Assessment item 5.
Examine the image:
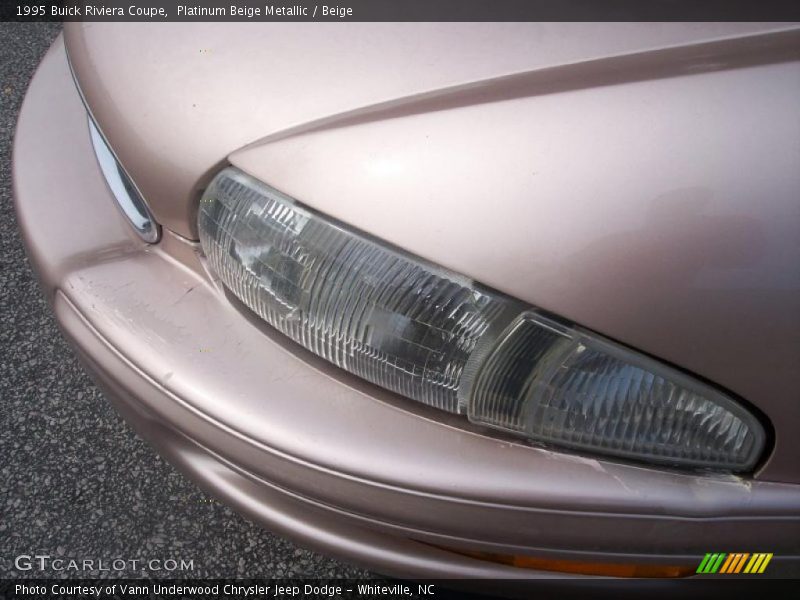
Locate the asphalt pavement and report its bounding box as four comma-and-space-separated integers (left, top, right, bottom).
0, 22, 367, 579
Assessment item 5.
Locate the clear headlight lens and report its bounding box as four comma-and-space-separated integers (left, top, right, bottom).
199, 167, 765, 471
199, 168, 518, 412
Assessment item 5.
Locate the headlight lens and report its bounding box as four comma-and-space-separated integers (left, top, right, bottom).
199, 167, 765, 471
199, 168, 518, 412
466, 313, 763, 469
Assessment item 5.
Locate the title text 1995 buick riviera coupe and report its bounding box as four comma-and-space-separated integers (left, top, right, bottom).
13, 22, 800, 578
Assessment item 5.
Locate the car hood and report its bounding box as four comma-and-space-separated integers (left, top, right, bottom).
64, 22, 789, 239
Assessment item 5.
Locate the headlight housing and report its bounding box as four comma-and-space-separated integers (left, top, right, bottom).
199, 167, 765, 472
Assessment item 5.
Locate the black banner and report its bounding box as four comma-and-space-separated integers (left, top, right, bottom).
2, 578, 799, 600
2, 0, 800, 22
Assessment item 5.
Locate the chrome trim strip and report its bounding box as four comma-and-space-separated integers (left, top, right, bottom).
64, 38, 160, 243
87, 119, 159, 243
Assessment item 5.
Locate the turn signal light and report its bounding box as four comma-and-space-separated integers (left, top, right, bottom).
436, 545, 694, 578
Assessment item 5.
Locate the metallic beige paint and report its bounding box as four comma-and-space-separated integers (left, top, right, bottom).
63, 22, 796, 239
15, 28, 800, 576
64, 22, 800, 482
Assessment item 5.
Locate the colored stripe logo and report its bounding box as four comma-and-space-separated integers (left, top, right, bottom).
696, 553, 773, 574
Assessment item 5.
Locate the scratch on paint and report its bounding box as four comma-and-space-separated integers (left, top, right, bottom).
171, 285, 197, 305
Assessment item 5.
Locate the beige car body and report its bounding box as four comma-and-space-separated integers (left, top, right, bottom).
14, 23, 800, 577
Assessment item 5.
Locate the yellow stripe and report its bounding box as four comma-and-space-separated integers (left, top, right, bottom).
744, 554, 761, 573
734, 553, 750, 573
757, 553, 773, 574
749, 554, 766, 573
719, 554, 736, 574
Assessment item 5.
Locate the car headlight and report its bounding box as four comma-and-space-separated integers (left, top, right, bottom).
198, 167, 765, 472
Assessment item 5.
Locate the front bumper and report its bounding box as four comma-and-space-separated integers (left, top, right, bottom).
14, 36, 800, 579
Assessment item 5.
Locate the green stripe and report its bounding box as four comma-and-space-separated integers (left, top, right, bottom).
702, 553, 719, 573
710, 553, 727, 573
697, 554, 713, 574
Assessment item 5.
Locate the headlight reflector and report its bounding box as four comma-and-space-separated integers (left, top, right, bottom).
199, 168, 765, 471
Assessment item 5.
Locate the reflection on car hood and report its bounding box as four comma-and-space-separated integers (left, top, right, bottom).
64, 22, 789, 238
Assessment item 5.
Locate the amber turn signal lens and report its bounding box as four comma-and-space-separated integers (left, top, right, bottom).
434, 546, 694, 578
